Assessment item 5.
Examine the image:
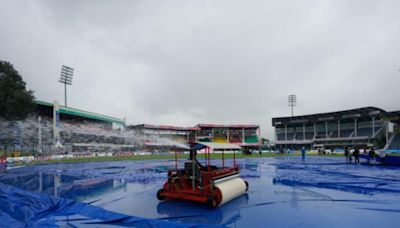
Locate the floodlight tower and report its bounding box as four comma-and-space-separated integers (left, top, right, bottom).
59, 65, 74, 107
288, 94, 297, 117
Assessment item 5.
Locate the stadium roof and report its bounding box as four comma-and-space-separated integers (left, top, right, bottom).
195, 124, 259, 129
272, 107, 388, 126
129, 124, 200, 131
129, 124, 260, 131
385, 111, 400, 123
36, 100, 125, 124
388, 111, 400, 116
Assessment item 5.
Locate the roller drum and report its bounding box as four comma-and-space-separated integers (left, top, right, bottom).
214, 177, 247, 206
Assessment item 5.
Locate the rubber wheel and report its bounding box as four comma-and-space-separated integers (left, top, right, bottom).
157, 189, 165, 201
245, 181, 249, 191
207, 196, 218, 208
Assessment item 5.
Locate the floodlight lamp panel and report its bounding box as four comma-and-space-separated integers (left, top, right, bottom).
61, 71, 73, 76
59, 77, 71, 82
62, 65, 74, 70
60, 74, 73, 79
59, 78, 72, 82
60, 76, 73, 81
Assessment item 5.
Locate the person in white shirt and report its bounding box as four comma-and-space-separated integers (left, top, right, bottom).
379, 150, 386, 164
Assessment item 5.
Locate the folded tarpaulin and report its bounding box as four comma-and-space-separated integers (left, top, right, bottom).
0, 183, 220, 228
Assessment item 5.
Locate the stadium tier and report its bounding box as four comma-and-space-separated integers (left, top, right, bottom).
229, 134, 242, 143
1, 100, 261, 154
0, 100, 130, 154
128, 124, 261, 152
272, 107, 400, 151
388, 134, 400, 150
214, 136, 227, 143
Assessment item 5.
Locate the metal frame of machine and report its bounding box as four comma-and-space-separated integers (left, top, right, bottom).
157, 142, 249, 208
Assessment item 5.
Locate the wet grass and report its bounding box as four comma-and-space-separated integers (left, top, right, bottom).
29, 153, 273, 165
28, 152, 342, 165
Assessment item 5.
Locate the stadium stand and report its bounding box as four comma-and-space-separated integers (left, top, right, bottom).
0, 100, 132, 154
272, 107, 399, 150
295, 133, 303, 140
128, 124, 261, 152
286, 133, 295, 140
245, 135, 259, 143
339, 129, 354, 138
388, 134, 400, 150
214, 136, 227, 143
213, 129, 227, 143
305, 132, 314, 140
277, 133, 285, 141
1, 100, 262, 155
315, 132, 326, 139
357, 128, 373, 137
229, 133, 242, 143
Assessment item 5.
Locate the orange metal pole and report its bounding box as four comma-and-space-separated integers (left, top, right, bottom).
222, 150, 224, 168
204, 147, 206, 164
208, 147, 211, 171
174, 151, 177, 171
233, 149, 236, 167
208, 147, 212, 191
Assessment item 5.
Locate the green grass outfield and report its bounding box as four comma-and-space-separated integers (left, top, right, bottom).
29, 152, 343, 165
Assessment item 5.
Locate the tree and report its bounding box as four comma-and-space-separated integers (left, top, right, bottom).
0, 61, 36, 120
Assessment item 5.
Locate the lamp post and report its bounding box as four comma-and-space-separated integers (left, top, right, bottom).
288, 94, 297, 117
59, 65, 74, 107
38, 116, 42, 154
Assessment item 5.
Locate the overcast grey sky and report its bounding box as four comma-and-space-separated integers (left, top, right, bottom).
1, 0, 399, 139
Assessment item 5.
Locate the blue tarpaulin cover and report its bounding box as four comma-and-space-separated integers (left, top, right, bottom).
1, 157, 400, 227
0, 182, 218, 227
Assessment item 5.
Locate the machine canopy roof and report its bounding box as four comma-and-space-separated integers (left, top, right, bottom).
192, 142, 242, 150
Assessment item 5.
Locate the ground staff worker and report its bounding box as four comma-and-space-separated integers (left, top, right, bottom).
344, 147, 350, 163
368, 147, 375, 164
353, 147, 360, 164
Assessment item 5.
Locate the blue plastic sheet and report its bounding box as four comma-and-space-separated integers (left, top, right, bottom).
1, 157, 400, 227
0, 182, 219, 227
360, 154, 400, 165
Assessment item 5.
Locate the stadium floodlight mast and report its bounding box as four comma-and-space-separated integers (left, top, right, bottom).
288, 94, 297, 117
59, 65, 74, 107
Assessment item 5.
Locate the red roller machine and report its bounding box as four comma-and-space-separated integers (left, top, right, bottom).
157, 143, 248, 208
